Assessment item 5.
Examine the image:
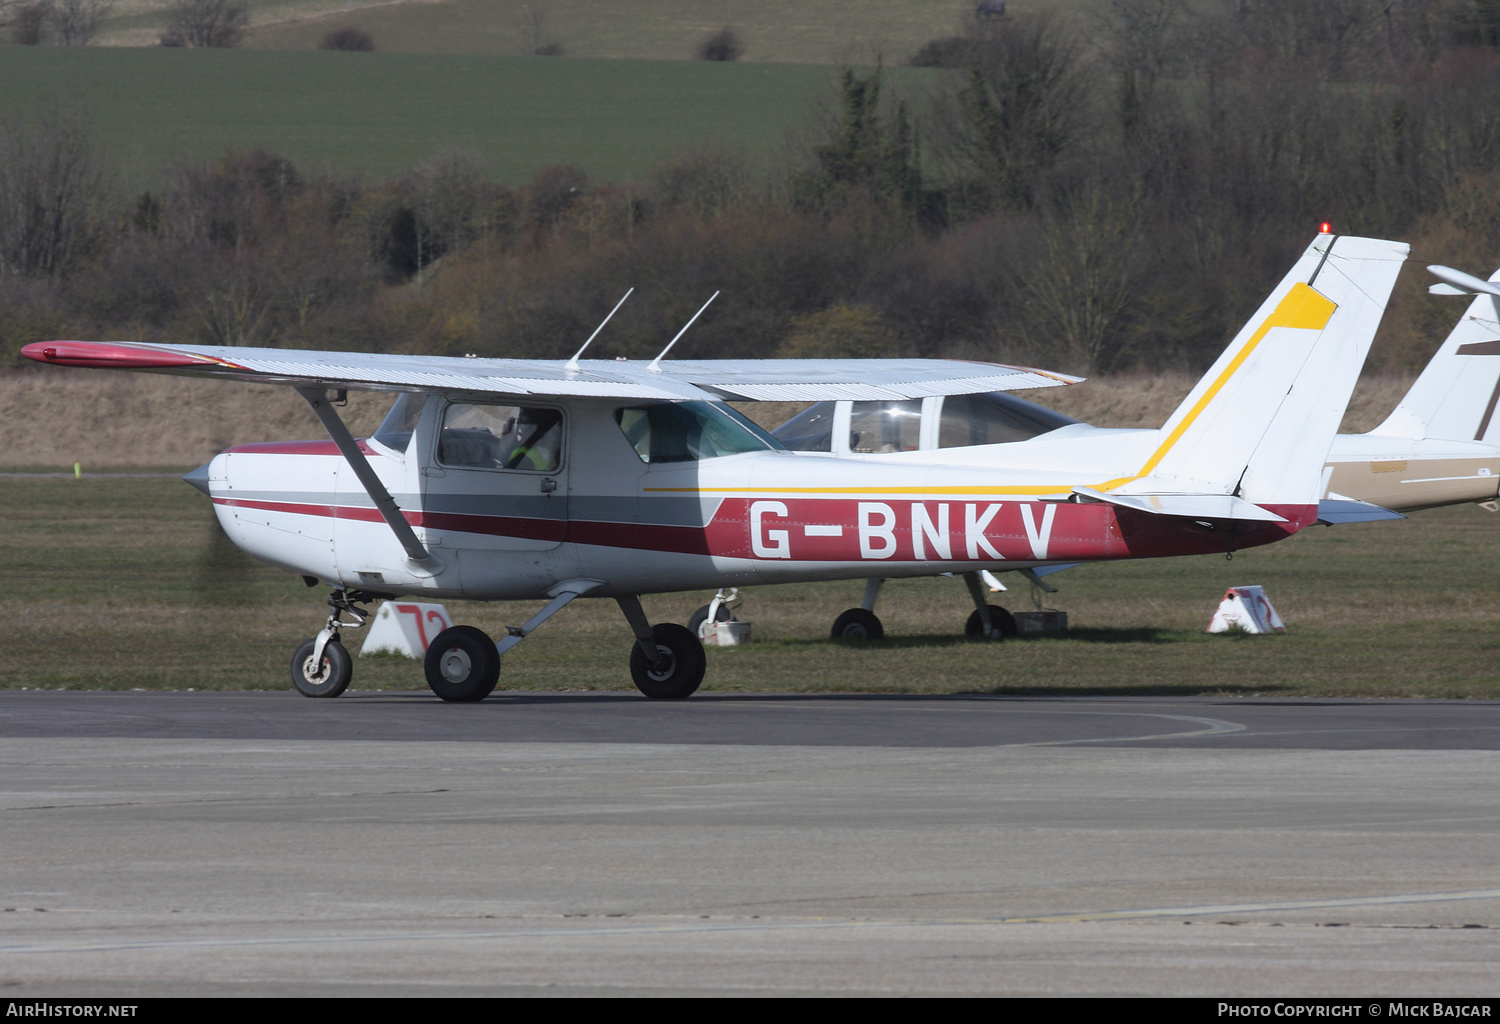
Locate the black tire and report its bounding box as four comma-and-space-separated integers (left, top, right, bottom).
629, 623, 706, 699
687, 602, 734, 637
964, 605, 1018, 640
291, 638, 352, 698
424, 625, 501, 703
830, 608, 884, 641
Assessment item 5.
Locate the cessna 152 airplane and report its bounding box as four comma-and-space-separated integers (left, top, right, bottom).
23, 233, 1408, 702
760, 261, 1500, 641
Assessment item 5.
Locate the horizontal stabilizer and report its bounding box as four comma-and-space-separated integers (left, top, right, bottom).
1026, 563, 1077, 578
1427, 265, 1500, 298
1073, 486, 1288, 522
1316, 497, 1406, 525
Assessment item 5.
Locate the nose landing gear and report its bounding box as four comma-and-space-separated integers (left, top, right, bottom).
289, 588, 378, 698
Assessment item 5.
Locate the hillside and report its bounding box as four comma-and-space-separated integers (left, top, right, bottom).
88, 1, 1076, 63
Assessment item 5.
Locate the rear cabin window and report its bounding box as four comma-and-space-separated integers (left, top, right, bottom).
615, 401, 783, 463
849, 400, 922, 453
937, 392, 1078, 448
438, 403, 563, 472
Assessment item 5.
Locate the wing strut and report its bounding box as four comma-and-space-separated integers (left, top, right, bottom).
297, 388, 436, 566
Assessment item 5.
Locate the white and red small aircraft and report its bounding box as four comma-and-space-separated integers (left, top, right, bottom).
22, 233, 1408, 701
763, 260, 1500, 640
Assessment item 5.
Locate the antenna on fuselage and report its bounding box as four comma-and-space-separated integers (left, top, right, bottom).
565, 287, 634, 371
647, 291, 719, 373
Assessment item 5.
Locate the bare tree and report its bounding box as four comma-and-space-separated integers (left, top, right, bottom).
410, 149, 491, 281
524, 3, 561, 55
166, 0, 246, 48
930, 15, 1090, 214
1232, 0, 1387, 79
7, 1, 49, 44
0, 104, 114, 279
1023, 189, 1142, 373
48, 0, 112, 45
1100, 0, 1189, 125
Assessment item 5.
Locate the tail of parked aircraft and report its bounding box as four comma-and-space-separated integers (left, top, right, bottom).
1081, 235, 1409, 518
1371, 265, 1500, 445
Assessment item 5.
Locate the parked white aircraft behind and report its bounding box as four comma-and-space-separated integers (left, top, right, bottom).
763, 261, 1500, 640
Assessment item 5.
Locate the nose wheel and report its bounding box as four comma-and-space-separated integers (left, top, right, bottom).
291, 637, 352, 698
290, 588, 376, 697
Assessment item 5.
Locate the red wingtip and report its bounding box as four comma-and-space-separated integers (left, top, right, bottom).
21, 341, 206, 369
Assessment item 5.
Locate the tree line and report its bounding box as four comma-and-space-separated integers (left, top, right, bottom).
5, 0, 1500, 377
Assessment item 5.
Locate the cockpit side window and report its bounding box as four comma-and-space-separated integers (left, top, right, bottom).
770, 402, 835, 452
614, 401, 783, 463
438, 403, 564, 471
937, 392, 1079, 448
372, 392, 423, 453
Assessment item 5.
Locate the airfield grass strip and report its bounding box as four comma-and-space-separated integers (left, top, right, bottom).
3, 476, 1498, 698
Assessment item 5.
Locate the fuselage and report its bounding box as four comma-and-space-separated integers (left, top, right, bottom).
769, 395, 1500, 514
204, 394, 1312, 602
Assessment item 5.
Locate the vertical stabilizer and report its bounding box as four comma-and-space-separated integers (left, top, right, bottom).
1111, 235, 1408, 505
1373, 270, 1500, 443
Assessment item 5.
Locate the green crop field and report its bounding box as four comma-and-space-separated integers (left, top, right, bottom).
4, 473, 1499, 698
0, 46, 932, 187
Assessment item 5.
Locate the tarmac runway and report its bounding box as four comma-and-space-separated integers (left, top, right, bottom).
2, 690, 1499, 996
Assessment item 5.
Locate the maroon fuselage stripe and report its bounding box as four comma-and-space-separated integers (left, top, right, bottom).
213, 496, 1312, 562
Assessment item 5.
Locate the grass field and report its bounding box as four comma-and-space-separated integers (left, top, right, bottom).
4, 473, 1497, 698
0, 45, 920, 186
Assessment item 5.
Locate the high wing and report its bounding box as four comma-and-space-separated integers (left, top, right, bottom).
21, 341, 1081, 402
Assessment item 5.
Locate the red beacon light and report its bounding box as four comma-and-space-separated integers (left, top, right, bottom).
1318, 221, 1333, 235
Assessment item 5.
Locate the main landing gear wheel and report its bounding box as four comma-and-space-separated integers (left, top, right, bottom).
291, 638, 352, 698
831, 608, 884, 641
630, 623, 706, 699
687, 602, 734, 637
424, 625, 501, 703
965, 605, 1018, 640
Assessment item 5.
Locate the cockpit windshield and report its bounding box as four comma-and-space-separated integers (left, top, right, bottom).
615, 401, 784, 463
372, 392, 423, 453
768, 403, 836, 452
